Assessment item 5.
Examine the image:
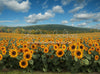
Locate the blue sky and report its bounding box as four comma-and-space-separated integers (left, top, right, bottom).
0, 0, 100, 28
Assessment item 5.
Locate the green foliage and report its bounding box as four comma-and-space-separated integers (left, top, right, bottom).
0, 24, 100, 34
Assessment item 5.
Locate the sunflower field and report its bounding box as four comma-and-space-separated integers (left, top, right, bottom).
0, 32, 100, 73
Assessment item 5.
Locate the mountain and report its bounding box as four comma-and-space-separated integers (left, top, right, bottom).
0, 24, 99, 34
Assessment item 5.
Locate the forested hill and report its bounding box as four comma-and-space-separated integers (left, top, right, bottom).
0, 24, 99, 34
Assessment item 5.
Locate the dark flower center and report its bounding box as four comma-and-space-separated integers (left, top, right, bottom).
58, 51, 62, 55
72, 45, 75, 49
21, 61, 26, 66
26, 54, 30, 58
80, 46, 83, 49
77, 51, 81, 56
32, 45, 35, 48
12, 51, 16, 55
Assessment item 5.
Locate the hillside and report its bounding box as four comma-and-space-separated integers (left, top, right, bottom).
0, 24, 99, 34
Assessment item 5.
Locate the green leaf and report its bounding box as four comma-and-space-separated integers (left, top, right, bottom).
43, 68, 47, 72
74, 57, 78, 62
29, 60, 34, 65
84, 59, 89, 65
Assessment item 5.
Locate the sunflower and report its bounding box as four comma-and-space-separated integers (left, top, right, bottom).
74, 49, 83, 59
62, 44, 66, 51
56, 49, 64, 57
0, 54, 3, 60
88, 48, 92, 55
67, 47, 69, 51
44, 47, 49, 53
90, 47, 95, 51
23, 44, 27, 48
2, 49, 6, 55
95, 55, 99, 61
96, 47, 100, 52
1, 47, 6, 51
19, 59, 28, 68
23, 48, 29, 53
69, 43, 77, 52
85, 47, 88, 51
88, 43, 93, 47
19, 48, 23, 53
9, 49, 18, 58
40, 45, 45, 48
30, 50, 34, 54
79, 44, 85, 50
23, 52, 32, 61
31, 44, 37, 49
53, 44, 58, 51
94, 42, 99, 47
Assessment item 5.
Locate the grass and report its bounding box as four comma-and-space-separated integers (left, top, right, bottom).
0, 70, 100, 74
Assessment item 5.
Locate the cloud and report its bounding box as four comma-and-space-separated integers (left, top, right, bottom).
0, 20, 18, 23
25, 10, 55, 24
62, 20, 68, 24
69, 5, 84, 13
71, 12, 100, 22
53, 5, 64, 13
71, 13, 95, 22
0, 0, 30, 13
78, 22, 87, 26
25, 5, 64, 24
61, 0, 72, 5
42, 0, 48, 9
72, 24, 74, 26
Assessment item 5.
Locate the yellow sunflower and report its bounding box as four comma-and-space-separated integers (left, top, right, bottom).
9, 49, 18, 58
69, 43, 77, 52
56, 49, 64, 57
79, 44, 85, 50
19, 59, 28, 68
31, 44, 37, 49
44, 47, 49, 53
74, 49, 83, 59
0, 54, 3, 60
2, 49, 6, 55
62, 44, 66, 51
23, 52, 32, 61
53, 44, 59, 51
95, 55, 99, 61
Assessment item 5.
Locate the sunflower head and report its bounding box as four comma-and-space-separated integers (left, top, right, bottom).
79, 44, 85, 50
53, 44, 58, 51
23, 52, 32, 61
31, 44, 37, 49
44, 47, 49, 53
0, 54, 3, 60
95, 55, 99, 61
9, 49, 18, 58
69, 43, 77, 52
2, 50, 6, 55
19, 59, 28, 68
74, 49, 83, 59
56, 49, 64, 57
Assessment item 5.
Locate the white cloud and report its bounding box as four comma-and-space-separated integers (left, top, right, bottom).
78, 22, 87, 26
53, 5, 64, 13
61, 0, 72, 5
25, 5, 64, 24
0, 20, 18, 23
71, 12, 100, 22
72, 24, 74, 26
0, 0, 30, 13
62, 20, 68, 24
69, 5, 84, 13
71, 13, 96, 22
42, 0, 48, 9
25, 10, 55, 24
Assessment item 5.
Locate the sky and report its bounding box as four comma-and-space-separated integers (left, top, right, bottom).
0, 0, 100, 29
